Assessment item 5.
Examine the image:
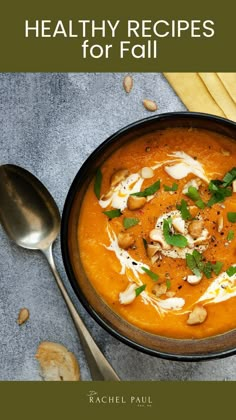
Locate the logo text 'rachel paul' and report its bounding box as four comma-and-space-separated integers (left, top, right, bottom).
87, 391, 152, 406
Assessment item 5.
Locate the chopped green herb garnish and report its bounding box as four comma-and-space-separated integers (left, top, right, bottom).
185, 186, 206, 208
195, 199, 205, 209
163, 218, 188, 248
141, 267, 159, 281
94, 168, 102, 199
192, 249, 204, 268
123, 217, 139, 229
186, 250, 203, 277
227, 230, 235, 241
103, 209, 122, 219
142, 238, 148, 250
212, 261, 224, 276
166, 279, 171, 289
164, 183, 178, 192
227, 212, 236, 223
186, 186, 200, 201
131, 180, 160, 197
207, 194, 223, 207
203, 261, 213, 279
208, 180, 221, 192
176, 199, 191, 221
135, 284, 146, 297
207, 179, 232, 207
207, 168, 236, 207
226, 266, 236, 277
186, 250, 222, 278
222, 167, 236, 187
202, 261, 223, 278
186, 253, 197, 271
192, 268, 202, 277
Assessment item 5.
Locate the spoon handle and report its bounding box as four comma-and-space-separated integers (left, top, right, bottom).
42, 244, 120, 381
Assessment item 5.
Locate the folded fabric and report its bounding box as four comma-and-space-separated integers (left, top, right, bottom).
164, 72, 236, 122
217, 73, 236, 103
198, 73, 236, 121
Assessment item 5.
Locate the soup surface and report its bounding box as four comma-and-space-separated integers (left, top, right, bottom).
78, 127, 236, 339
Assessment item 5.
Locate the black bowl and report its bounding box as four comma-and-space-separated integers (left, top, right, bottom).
61, 112, 236, 361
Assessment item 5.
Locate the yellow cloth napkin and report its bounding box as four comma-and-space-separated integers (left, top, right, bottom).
217, 73, 236, 103
164, 72, 236, 122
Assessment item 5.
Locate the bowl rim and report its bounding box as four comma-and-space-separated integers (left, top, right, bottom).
61, 111, 236, 361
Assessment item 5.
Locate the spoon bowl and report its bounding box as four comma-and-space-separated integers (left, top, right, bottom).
0, 164, 120, 381
0, 165, 60, 250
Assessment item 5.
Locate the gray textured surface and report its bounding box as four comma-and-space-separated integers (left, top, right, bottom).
0, 72, 235, 381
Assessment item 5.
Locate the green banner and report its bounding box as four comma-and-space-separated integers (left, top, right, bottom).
1, 0, 236, 71
0, 381, 235, 419
1, 1, 236, 418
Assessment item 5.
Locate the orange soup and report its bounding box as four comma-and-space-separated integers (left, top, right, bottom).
78, 127, 236, 339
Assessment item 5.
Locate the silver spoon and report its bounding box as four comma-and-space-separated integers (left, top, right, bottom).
0, 164, 120, 381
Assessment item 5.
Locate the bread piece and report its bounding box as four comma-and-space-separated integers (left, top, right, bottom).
35, 341, 80, 381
